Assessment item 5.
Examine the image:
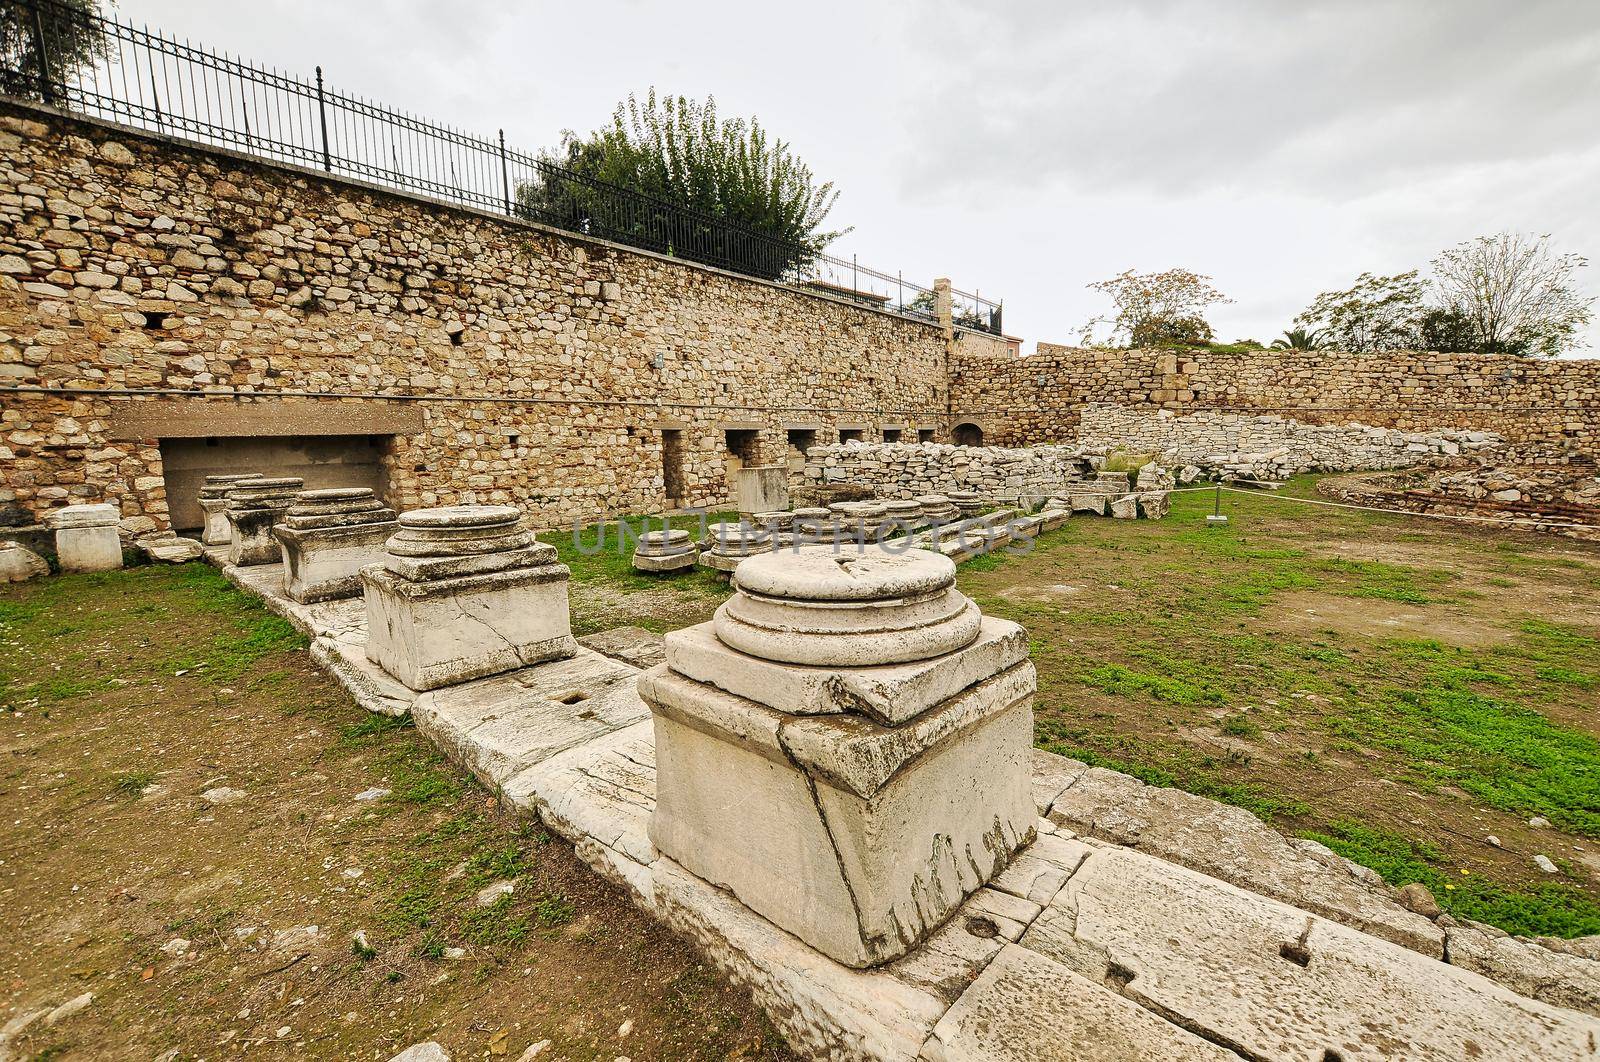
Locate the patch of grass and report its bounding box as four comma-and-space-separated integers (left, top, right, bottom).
1219, 713, 1260, 739
1304, 821, 1600, 938
1082, 663, 1224, 707
550, 512, 737, 595
111, 769, 156, 796
1326, 641, 1600, 837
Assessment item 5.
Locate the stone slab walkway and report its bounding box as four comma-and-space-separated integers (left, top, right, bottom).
208, 551, 1600, 1060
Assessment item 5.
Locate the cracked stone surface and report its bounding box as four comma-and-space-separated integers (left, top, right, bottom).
205, 551, 1600, 1058
1020, 845, 1600, 1059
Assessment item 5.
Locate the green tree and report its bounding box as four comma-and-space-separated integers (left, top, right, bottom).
1081, 268, 1231, 348
1429, 233, 1592, 357
1270, 327, 1323, 350
517, 89, 845, 280
1417, 308, 1479, 353
0, 0, 109, 101
1294, 271, 1426, 353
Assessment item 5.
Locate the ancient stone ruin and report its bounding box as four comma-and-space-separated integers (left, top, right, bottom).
197, 473, 260, 547
642, 546, 1035, 967
225, 477, 303, 566
361, 505, 577, 691
44, 503, 124, 573
631, 528, 699, 573
273, 487, 398, 603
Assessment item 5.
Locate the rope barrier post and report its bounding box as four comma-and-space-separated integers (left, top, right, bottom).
1205, 482, 1228, 526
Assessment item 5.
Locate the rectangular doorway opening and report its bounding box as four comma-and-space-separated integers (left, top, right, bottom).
159, 434, 390, 532
786, 428, 817, 471
661, 429, 685, 508
882, 428, 902, 443
838, 428, 864, 444
918, 428, 937, 443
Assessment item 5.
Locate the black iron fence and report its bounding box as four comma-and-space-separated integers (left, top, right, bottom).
0, 0, 1002, 333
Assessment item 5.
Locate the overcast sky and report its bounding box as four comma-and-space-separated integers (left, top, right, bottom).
129, 0, 1600, 354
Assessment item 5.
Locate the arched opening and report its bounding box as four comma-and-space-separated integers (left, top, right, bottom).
953, 422, 984, 447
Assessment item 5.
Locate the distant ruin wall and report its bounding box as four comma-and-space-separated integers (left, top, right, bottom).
795, 441, 1094, 500
1077, 405, 1505, 480
0, 99, 950, 531
951, 344, 1600, 458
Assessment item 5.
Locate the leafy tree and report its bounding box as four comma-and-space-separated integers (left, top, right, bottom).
1081, 268, 1232, 348
517, 89, 845, 280
1417, 308, 1479, 353
0, 0, 108, 101
1270, 327, 1323, 350
1429, 233, 1592, 358
1294, 271, 1426, 353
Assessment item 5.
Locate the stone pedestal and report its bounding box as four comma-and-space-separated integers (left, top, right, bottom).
735, 465, 790, 516
226, 478, 303, 566
641, 545, 1036, 968
948, 490, 988, 518
361, 505, 578, 691
918, 494, 958, 523
45, 503, 123, 573
273, 487, 398, 603
699, 522, 772, 573
198, 474, 260, 546
633, 529, 699, 573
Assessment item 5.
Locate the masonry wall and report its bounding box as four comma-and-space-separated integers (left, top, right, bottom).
951, 343, 1600, 457
0, 100, 951, 532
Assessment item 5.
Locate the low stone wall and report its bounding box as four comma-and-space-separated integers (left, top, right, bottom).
950, 344, 1600, 458
795, 441, 1097, 500
1319, 468, 1600, 542
1078, 404, 1504, 481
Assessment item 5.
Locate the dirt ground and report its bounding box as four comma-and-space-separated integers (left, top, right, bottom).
0, 565, 792, 1061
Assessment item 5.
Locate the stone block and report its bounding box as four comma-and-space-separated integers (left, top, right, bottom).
226, 477, 302, 566
735, 464, 790, 516
197, 473, 259, 546
274, 487, 398, 603
362, 505, 577, 691
45, 503, 122, 572
631, 528, 698, 573
0, 540, 49, 583
641, 545, 1036, 968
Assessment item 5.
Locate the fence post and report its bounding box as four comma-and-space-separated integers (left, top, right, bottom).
315, 66, 331, 171
498, 129, 510, 215
852, 254, 858, 296
29, 0, 55, 105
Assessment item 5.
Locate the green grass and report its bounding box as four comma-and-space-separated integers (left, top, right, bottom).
1304, 821, 1600, 938
961, 477, 1600, 937
0, 564, 307, 709
549, 512, 738, 594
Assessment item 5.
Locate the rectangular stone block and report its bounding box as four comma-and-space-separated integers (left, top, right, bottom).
735, 465, 790, 516
274, 520, 397, 603
361, 563, 577, 691
46, 503, 123, 573
641, 659, 1037, 968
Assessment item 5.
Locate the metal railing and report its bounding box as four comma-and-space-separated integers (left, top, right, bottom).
0, 0, 1002, 333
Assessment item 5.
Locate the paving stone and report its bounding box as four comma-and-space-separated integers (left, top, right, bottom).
920, 944, 1232, 1062
1020, 845, 1600, 1060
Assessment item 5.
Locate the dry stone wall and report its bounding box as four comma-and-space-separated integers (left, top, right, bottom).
1078, 404, 1504, 480
0, 100, 950, 532
952, 343, 1600, 459
797, 441, 1098, 500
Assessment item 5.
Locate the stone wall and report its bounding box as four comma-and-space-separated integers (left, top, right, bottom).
796, 441, 1096, 500
951, 343, 1600, 458
1077, 404, 1504, 480
0, 100, 951, 532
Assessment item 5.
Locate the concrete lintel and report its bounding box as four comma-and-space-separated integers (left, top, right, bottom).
107, 398, 423, 440
716, 421, 765, 433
